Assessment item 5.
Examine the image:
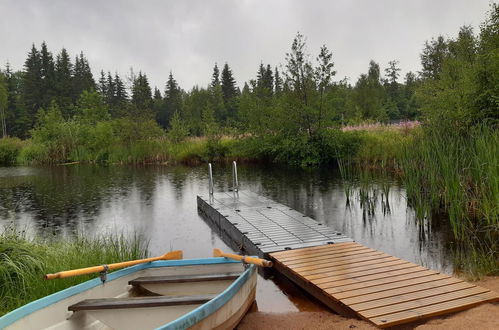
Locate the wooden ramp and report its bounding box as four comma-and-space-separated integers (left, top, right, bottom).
197, 191, 499, 328
270, 242, 498, 328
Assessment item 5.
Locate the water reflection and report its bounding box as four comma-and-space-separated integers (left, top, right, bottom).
0, 164, 458, 311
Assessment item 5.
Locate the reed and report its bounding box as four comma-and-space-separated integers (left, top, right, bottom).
0, 229, 148, 316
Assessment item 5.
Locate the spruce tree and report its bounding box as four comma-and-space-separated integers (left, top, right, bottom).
39, 41, 55, 108
263, 64, 274, 93
54, 48, 73, 111
98, 70, 107, 96
211, 63, 220, 88
4, 64, 22, 136
106, 71, 115, 106
221, 63, 239, 122
221, 63, 238, 103
114, 73, 128, 106
20, 44, 43, 131
73, 52, 95, 100
131, 71, 153, 115
0, 72, 7, 137
274, 67, 283, 95
161, 72, 182, 128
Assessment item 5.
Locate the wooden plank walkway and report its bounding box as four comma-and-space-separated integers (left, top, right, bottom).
270, 242, 499, 328
197, 191, 499, 328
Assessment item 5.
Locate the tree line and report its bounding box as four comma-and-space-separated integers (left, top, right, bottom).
0, 40, 420, 140
0, 4, 497, 142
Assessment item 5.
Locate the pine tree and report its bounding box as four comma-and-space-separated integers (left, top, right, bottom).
20, 44, 43, 131
274, 67, 283, 95
39, 41, 55, 108
383, 60, 402, 120
211, 63, 220, 88
4, 64, 22, 136
0, 72, 8, 137
98, 70, 107, 96
105, 72, 115, 106
221, 63, 238, 103
73, 52, 95, 100
131, 71, 153, 115
263, 64, 274, 93
161, 72, 182, 128
54, 48, 73, 111
315, 45, 335, 129
114, 73, 128, 106
220, 63, 239, 121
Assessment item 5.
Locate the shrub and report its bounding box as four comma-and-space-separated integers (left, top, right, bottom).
0, 137, 23, 165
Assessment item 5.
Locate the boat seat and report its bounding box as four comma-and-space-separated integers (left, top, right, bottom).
68, 294, 216, 311
128, 272, 241, 285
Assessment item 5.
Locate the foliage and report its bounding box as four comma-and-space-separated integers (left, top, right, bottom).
0, 137, 24, 165
167, 111, 189, 143
0, 229, 148, 316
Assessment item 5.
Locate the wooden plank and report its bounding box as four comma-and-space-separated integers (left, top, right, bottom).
282, 249, 385, 266
289, 256, 400, 273
300, 259, 411, 277
314, 265, 427, 286
128, 272, 241, 285
361, 286, 491, 318
369, 291, 499, 328
306, 263, 419, 282
319, 268, 434, 291
351, 282, 477, 311
68, 294, 216, 311
272, 246, 369, 262
290, 255, 396, 272
332, 275, 455, 300
271, 258, 358, 318
269, 242, 358, 258
285, 251, 388, 268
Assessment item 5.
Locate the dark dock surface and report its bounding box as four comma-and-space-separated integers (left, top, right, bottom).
197, 190, 499, 328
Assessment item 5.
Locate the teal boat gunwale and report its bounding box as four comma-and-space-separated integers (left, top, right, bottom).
157, 263, 255, 330
0, 257, 244, 329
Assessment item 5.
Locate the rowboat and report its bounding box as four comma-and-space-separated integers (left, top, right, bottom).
0, 251, 265, 330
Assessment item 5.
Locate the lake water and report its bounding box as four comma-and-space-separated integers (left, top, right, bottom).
0, 164, 457, 312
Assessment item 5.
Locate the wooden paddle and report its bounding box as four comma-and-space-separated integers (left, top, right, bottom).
213, 248, 273, 267
45, 250, 183, 280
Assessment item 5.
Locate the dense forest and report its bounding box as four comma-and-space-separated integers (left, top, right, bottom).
0, 37, 422, 140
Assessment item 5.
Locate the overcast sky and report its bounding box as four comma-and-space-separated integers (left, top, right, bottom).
0, 0, 492, 91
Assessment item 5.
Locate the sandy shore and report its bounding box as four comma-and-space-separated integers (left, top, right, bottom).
238, 276, 499, 329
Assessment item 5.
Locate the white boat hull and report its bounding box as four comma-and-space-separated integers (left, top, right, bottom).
1, 259, 257, 330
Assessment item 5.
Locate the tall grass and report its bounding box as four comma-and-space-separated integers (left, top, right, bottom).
340, 125, 498, 277
399, 127, 498, 240
0, 137, 24, 165
0, 229, 148, 316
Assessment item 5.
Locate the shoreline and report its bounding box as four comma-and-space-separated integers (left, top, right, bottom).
238, 276, 499, 329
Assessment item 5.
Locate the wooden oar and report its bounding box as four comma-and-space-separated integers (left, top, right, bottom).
213, 248, 273, 267
45, 250, 183, 280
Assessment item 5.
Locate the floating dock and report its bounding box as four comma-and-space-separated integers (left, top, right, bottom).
197, 190, 499, 328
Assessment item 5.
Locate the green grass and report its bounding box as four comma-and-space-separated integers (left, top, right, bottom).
0, 229, 148, 316
344, 126, 498, 277
0, 137, 24, 165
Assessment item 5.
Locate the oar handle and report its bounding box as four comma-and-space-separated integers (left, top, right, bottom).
213, 249, 273, 267
45, 250, 183, 280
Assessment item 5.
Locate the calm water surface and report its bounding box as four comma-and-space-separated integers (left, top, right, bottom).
0, 164, 456, 312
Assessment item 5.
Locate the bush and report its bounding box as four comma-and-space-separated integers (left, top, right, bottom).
0, 137, 23, 165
